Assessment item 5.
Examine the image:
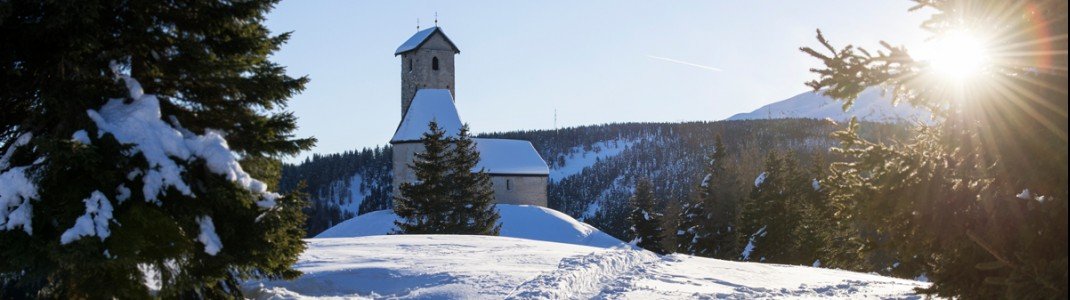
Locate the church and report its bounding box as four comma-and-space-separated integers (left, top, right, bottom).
389, 26, 549, 207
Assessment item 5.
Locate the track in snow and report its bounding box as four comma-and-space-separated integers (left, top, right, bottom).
507, 246, 658, 299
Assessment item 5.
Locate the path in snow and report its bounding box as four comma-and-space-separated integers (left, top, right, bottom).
507, 247, 659, 299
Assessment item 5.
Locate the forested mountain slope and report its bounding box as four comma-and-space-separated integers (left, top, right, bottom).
281, 119, 906, 237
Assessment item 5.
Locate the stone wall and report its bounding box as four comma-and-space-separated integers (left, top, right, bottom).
391, 142, 422, 197
489, 176, 549, 206
391, 142, 548, 207
399, 33, 456, 117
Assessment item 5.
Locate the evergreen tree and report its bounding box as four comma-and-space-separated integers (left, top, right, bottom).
740, 152, 811, 264
629, 179, 667, 254
795, 155, 831, 267
445, 125, 500, 235
394, 122, 452, 234
0, 1, 311, 298
700, 136, 742, 259
675, 194, 708, 255
802, 0, 1067, 297
676, 136, 740, 257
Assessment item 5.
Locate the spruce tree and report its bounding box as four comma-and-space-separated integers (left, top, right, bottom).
676, 136, 739, 257
675, 194, 708, 255
445, 125, 500, 235
0, 1, 311, 298
629, 179, 666, 254
740, 152, 811, 264
700, 136, 741, 260
394, 122, 453, 234
802, 1, 1067, 297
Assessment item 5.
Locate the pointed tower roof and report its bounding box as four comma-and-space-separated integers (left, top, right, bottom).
391, 89, 463, 143
395, 27, 461, 56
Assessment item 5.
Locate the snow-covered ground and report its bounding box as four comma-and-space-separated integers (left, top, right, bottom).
728, 88, 932, 123
247, 205, 929, 299
549, 140, 635, 182
316, 204, 623, 248
244, 235, 928, 299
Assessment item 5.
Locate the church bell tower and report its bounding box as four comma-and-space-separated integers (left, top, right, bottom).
395, 26, 461, 118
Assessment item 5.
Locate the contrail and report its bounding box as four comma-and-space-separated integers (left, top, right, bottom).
646, 55, 723, 72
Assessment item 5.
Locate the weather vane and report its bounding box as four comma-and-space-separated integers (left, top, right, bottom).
416, 18, 420, 31
434, 12, 439, 26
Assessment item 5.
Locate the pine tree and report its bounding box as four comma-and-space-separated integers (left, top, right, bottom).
676, 136, 739, 257
0, 1, 312, 298
445, 125, 500, 235
801, 1, 1067, 297
700, 136, 741, 260
394, 122, 453, 234
740, 152, 811, 264
794, 155, 831, 267
675, 194, 708, 255
629, 179, 666, 254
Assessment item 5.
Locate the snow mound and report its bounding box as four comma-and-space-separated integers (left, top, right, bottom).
245, 235, 930, 299
315, 204, 624, 248
728, 88, 932, 123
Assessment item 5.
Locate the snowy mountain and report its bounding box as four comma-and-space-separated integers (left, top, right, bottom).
728, 88, 932, 123
244, 235, 929, 299
316, 204, 624, 248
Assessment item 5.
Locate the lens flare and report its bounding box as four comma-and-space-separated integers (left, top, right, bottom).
923, 30, 989, 81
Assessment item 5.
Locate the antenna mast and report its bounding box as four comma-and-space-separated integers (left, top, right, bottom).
554, 109, 558, 129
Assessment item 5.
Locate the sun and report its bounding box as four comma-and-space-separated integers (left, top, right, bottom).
922, 30, 990, 81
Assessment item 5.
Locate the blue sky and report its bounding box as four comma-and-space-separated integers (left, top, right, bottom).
265, 1, 930, 162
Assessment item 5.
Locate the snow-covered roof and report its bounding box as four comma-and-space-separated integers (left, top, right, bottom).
395, 27, 461, 56
473, 138, 549, 176
391, 89, 463, 143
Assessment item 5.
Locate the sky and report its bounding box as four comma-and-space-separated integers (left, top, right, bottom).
264, 1, 931, 162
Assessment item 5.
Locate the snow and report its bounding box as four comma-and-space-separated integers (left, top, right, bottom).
71, 130, 91, 144
728, 88, 931, 123
394, 27, 457, 55
741, 225, 767, 261
549, 139, 634, 182
0, 133, 38, 235
60, 191, 114, 244
1016, 189, 1031, 199
0, 132, 33, 170
86, 65, 277, 207
196, 216, 223, 256
754, 172, 768, 187
316, 204, 624, 248
390, 89, 464, 143
245, 235, 930, 299
473, 139, 549, 175
0, 165, 39, 234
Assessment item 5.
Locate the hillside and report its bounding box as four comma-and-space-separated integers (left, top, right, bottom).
243, 235, 929, 299
316, 204, 624, 248
281, 119, 909, 239
727, 88, 931, 123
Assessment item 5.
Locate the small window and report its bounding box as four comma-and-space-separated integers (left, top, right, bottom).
506, 179, 512, 191
408, 59, 413, 72
432, 56, 440, 71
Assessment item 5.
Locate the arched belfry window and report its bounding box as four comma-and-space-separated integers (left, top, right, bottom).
432, 56, 440, 71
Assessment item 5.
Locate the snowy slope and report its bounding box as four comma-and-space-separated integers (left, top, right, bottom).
728, 88, 932, 123
244, 235, 930, 299
549, 139, 636, 182
315, 204, 624, 248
